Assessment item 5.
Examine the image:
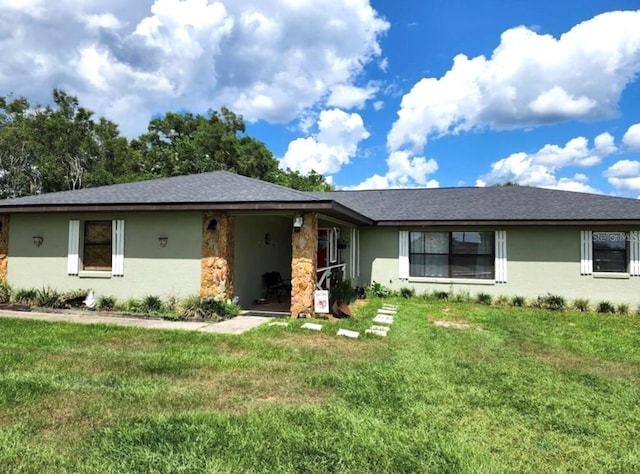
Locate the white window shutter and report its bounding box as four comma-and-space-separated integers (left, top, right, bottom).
580, 230, 593, 275
350, 228, 360, 279
630, 231, 640, 276
67, 220, 80, 275
494, 230, 507, 283
329, 227, 338, 264
112, 219, 125, 276
398, 230, 409, 279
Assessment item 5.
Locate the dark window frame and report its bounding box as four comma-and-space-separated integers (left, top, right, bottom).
593, 231, 628, 273
82, 220, 112, 271
409, 231, 495, 280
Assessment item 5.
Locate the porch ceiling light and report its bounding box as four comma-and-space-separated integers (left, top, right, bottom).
207, 218, 218, 231
33, 235, 44, 247
158, 236, 168, 247
293, 216, 303, 232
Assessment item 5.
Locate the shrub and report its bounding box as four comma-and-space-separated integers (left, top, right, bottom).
399, 287, 415, 299
34, 286, 63, 308
510, 295, 526, 307
61, 289, 89, 308
367, 281, 393, 298
617, 304, 629, 315
125, 298, 143, 313
542, 294, 566, 311
97, 295, 116, 311
178, 295, 240, 321
0, 282, 12, 303
530, 296, 545, 309
476, 292, 492, 305
434, 290, 450, 301
13, 288, 37, 305
597, 301, 615, 314
573, 298, 590, 312
330, 267, 356, 304
453, 291, 471, 303
141, 295, 164, 314
494, 295, 510, 306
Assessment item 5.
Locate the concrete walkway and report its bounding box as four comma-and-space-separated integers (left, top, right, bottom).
0, 310, 272, 335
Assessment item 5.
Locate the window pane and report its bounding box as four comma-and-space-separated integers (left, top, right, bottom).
410, 232, 424, 253
410, 254, 448, 277
451, 232, 494, 255
451, 255, 494, 279
84, 221, 112, 270
423, 232, 449, 253
593, 232, 626, 251
594, 250, 626, 272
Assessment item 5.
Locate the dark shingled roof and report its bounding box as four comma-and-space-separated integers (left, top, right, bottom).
310, 186, 640, 223
2, 171, 640, 224
0, 171, 318, 206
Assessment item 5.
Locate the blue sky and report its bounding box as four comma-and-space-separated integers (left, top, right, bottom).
1, 1, 640, 195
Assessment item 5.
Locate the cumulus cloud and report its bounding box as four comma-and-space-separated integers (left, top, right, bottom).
280, 109, 370, 175
476, 133, 616, 192
388, 10, 640, 152
326, 83, 378, 109
623, 123, 640, 150
348, 151, 439, 189
0, 0, 389, 135
604, 159, 640, 191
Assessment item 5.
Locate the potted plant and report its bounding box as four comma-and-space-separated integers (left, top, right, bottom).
329, 266, 356, 318
337, 237, 350, 250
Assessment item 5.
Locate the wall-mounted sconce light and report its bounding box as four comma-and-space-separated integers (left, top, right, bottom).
158, 236, 168, 247
293, 216, 303, 233
33, 235, 44, 247
206, 218, 218, 231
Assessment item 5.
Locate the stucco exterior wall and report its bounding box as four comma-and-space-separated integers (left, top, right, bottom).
7, 211, 202, 299
361, 225, 640, 305
233, 215, 293, 307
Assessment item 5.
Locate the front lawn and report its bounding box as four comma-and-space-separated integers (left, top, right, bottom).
1, 299, 639, 473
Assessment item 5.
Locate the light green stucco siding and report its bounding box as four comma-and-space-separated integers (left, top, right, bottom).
361, 226, 640, 305
7, 211, 202, 299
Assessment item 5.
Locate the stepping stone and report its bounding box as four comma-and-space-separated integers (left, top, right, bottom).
365, 328, 388, 337
378, 310, 396, 316
382, 304, 398, 309
336, 328, 359, 339
369, 325, 390, 333
301, 323, 322, 331
373, 315, 394, 325
268, 321, 289, 327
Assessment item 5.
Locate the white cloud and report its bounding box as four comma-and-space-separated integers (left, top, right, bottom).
326, 83, 378, 109
373, 100, 384, 111
348, 151, 439, 189
604, 159, 640, 191
388, 10, 640, 152
623, 123, 640, 150
280, 109, 370, 175
477, 133, 616, 191
0, 0, 389, 135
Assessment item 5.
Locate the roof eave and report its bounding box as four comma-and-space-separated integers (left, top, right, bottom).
376, 219, 640, 226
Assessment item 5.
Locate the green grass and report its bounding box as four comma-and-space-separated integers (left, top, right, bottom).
1, 299, 639, 472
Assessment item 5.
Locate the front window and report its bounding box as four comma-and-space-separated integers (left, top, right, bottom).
83, 221, 112, 271
593, 232, 627, 272
410, 231, 494, 279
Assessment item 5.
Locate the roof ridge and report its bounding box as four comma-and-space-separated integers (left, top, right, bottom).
215, 170, 322, 200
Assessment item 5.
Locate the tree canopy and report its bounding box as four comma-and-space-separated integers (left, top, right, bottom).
0, 89, 332, 199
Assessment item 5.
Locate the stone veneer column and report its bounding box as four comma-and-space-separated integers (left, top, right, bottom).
0, 215, 8, 282
200, 212, 234, 299
290, 212, 318, 318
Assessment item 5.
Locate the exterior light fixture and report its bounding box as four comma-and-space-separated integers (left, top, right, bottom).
158, 236, 168, 247
33, 235, 44, 247
293, 216, 303, 232
206, 218, 218, 231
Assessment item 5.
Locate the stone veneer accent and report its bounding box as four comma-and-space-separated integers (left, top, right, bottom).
0, 215, 7, 282
290, 213, 318, 318
200, 212, 234, 299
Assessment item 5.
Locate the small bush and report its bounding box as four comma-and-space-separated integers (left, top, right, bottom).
14, 288, 37, 305
434, 290, 450, 301
0, 282, 12, 303
573, 298, 590, 312
530, 296, 545, 309
61, 289, 88, 308
367, 281, 393, 298
34, 286, 63, 308
617, 304, 629, 315
494, 295, 510, 306
141, 295, 164, 314
399, 287, 415, 299
125, 298, 143, 313
97, 295, 116, 311
178, 295, 240, 321
453, 291, 471, 303
543, 294, 566, 311
597, 301, 615, 314
510, 295, 526, 307
476, 292, 492, 305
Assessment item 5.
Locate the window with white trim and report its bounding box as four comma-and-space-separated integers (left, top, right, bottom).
409, 231, 495, 279
581, 230, 640, 276
67, 219, 125, 276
